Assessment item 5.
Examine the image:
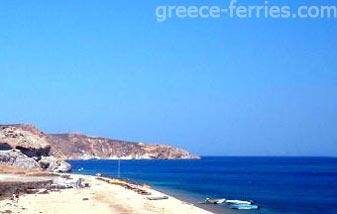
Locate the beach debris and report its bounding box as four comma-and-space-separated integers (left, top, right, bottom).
25, 188, 49, 194
36, 189, 48, 194
11, 193, 19, 203
46, 176, 89, 190
146, 196, 169, 200
96, 177, 152, 196
48, 183, 72, 189
82, 198, 89, 201
75, 178, 83, 188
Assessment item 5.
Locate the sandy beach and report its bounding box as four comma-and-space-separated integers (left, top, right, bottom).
0, 173, 214, 214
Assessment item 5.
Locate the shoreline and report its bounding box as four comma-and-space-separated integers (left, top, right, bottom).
0, 173, 216, 214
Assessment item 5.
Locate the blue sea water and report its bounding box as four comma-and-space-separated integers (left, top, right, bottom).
68, 157, 337, 214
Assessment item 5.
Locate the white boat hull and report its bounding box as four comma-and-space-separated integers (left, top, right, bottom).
226, 199, 253, 205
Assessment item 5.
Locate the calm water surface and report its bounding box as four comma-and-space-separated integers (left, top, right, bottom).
69, 157, 337, 214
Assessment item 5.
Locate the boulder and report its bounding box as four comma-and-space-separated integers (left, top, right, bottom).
53, 161, 72, 173
39, 156, 72, 173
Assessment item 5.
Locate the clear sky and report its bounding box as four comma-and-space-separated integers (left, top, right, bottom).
1, 0, 336, 156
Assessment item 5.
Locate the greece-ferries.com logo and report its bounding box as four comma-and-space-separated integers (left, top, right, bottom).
155, 0, 337, 22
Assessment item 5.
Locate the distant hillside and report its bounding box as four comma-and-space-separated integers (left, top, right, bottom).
0, 124, 200, 161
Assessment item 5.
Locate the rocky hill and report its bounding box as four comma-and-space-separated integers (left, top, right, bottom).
47, 133, 199, 160
0, 124, 199, 171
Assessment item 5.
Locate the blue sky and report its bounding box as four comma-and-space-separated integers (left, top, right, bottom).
1, 0, 336, 156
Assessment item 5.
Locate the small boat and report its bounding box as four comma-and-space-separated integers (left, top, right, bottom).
228, 204, 260, 210
225, 199, 253, 205
202, 198, 226, 204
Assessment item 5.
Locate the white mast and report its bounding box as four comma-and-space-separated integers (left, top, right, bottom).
117, 158, 121, 178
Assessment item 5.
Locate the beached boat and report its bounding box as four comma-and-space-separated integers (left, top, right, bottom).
201, 198, 226, 204
225, 199, 253, 205
228, 204, 260, 210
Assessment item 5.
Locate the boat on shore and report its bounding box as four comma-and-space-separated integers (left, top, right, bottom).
225, 199, 253, 205
200, 197, 260, 210
200, 198, 226, 204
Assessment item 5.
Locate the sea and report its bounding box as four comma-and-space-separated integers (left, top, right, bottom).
68, 157, 337, 214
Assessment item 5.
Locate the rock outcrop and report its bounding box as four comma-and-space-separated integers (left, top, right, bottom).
0, 125, 71, 172
0, 125, 50, 158
0, 150, 41, 170
0, 124, 199, 171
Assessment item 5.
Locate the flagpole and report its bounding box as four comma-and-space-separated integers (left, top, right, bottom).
117, 158, 121, 178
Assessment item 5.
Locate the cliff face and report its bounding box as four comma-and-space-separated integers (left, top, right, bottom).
0, 124, 51, 157
0, 124, 200, 163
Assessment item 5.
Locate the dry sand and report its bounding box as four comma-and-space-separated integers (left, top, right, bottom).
0, 174, 214, 214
